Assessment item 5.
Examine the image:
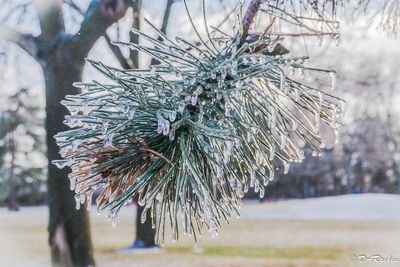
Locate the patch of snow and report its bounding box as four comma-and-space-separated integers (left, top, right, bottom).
241, 193, 400, 221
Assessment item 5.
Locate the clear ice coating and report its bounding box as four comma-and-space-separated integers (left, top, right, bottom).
330, 72, 337, 91
53, 3, 343, 244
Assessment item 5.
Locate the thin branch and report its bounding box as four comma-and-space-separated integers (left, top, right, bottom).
160, 0, 174, 36
150, 0, 174, 65
241, 0, 262, 42
63, 0, 85, 15
0, 27, 38, 58
72, 0, 134, 59
104, 33, 130, 69
140, 148, 173, 165
129, 0, 141, 68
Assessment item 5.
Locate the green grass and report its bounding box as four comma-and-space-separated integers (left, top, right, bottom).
167, 245, 348, 260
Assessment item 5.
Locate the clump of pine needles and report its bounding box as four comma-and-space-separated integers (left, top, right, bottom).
53, 0, 344, 244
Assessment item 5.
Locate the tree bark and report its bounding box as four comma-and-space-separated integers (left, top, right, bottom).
130, 0, 157, 248
134, 205, 157, 248
37, 1, 134, 265
43, 40, 95, 267
3, 0, 144, 263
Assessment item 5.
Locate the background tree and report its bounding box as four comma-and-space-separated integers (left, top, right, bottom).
266, 20, 400, 198
0, 88, 46, 210
1, 0, 139, 265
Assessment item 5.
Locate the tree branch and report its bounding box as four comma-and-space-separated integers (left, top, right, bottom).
129, 0, 141, 67
150, 0, 174, 66
104, 33, 130, 69
34, 0, 65, 44
0, 27, 38, 58
241, 0, 262, 42
63, 0, 85, 15
72, 0, 133, 59
160, 0, 174, 37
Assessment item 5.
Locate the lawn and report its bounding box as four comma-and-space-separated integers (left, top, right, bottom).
1, 194, 400, 267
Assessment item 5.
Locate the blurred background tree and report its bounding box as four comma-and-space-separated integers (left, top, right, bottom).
0, 0, 142, 266
0, 88, 46, 210
0, 0, 181, 265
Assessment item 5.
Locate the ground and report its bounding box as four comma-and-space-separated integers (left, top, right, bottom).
1, 193, 400, 267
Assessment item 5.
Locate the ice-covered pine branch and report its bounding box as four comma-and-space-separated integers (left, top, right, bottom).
53, 0, 344, 244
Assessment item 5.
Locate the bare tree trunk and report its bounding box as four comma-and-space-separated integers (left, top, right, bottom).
8, 131, 19, 211
43, 42, 94, 267
7, 185, 19, 211
133, 205, 157, 248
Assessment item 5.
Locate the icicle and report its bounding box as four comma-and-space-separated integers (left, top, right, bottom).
291, 88, 299, 102
168, 110, 177, 121
300, 68, 307, 79
268, 41, 277, 53
191, 95, 198, 106
101, 121, 109, 135
270, 107, 276, 128
150, 66, 156, 76
111, 216, 117, 229
178, 102, 185, 113
138, 195, 146, 207
284, 81, 290, 95
292, 120, 298, 131
69, 176, 76, 190
104, 132, 114, 146
75, 195, 81, 210
259, 185, 265, 198
334, 128, 340, 144
160, 95, 166, 104
230, 60, 238, 75
52, 159, 69, 169
270, 171, 275, 181
339, 100, 345, 116
280, 73, 286, 92
280, 133, 287, 148
194, 86, 203, 96
234, 138, 241, 148
141, 209, 147, 224
221, 69, 227, 80
283, 162, 290, 174
198, 109, 204, 124
157, 120, 164, 134
269, 145, 275, 161
163, 120, 170, 135
243, 181, 249, 193
128, 109, 135, 119
314, 111, 320, 132
169, 129, 175, 141
86, 191, 93, 211
330, 72, 337, 91
247, 132, 253, 142
318, 91, 324, 102
250, 169, 256, 188
318, 35, 324, 47
333, 34, 341, 46
319, 141, 326, 149
225, 101, 231, 116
